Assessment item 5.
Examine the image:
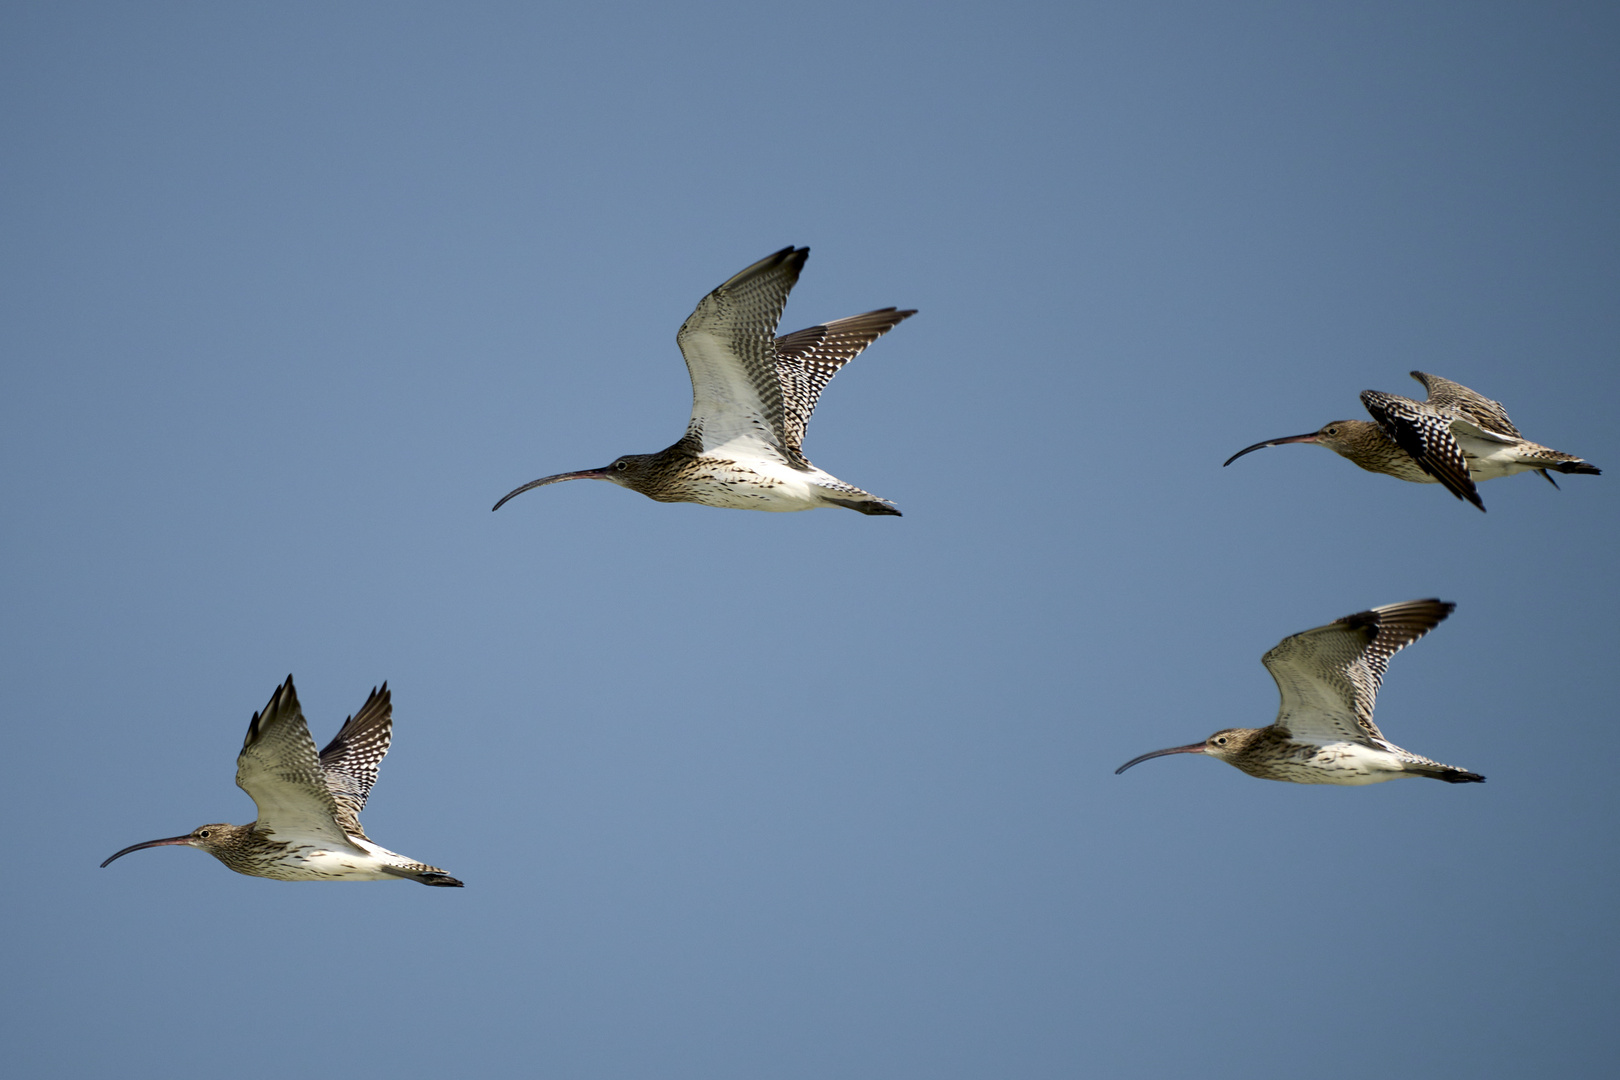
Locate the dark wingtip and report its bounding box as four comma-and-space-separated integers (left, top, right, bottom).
769, 245, 809, 272
1445, 483, 1487, 512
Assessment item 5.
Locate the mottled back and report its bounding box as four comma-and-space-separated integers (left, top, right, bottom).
1411, 371, 1521, 438
317, 683, 393, 836
1263, 598, 1454, 744
676, 247, 805, 457
773, 308, 915, 458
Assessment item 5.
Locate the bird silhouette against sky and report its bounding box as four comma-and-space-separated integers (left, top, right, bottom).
102, 677, 463, 886
1225, 372, 1599, 511
494, 246, 914, 515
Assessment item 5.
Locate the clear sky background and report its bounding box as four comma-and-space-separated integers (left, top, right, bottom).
3, 3, 1616, 1078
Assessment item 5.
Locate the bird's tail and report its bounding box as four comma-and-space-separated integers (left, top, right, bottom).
1406, 762, 1485, 784
815, 482, 902, 516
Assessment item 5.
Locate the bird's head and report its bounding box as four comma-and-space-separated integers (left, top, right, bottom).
100, 823, 252, 868
492, 454, 658, 510
1223, 420, 1375, 466
1114, 728, 1260, 774
1197, 728, 1261, 761
601, 454, 659, 487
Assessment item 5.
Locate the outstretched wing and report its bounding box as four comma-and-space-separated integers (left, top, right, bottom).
1360, 390, 1484, 510
317, 683, 392, 836
236, 676, 353, 846
1411, 371, 1521, 439
1263, 598, 1454, 745
773, 308, 915, 457
675, 247, 805, 458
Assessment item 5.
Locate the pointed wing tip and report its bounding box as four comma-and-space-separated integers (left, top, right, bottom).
1401, 598, 1457, 626
246, 675, 303, 746
768, 245, 809, 270
1335, 597, 1456, 635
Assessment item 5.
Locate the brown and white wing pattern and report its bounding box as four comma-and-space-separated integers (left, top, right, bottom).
1262, 599, 1454, 746
773, 308, 915, 459
1410, 371, 1521, 439
236, 676, 353, 847
675, 247, 805, 458
317, 683, 393, 836
1360, 390, 1484, 510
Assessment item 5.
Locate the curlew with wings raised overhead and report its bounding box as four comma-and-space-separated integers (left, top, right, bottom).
101, 676, 463, 885
493, 247, 914, 515
1116, 599, 1484, 785
1224, 371, 1599, 511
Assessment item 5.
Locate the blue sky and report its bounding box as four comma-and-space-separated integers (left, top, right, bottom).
3, 3, 1616, 1077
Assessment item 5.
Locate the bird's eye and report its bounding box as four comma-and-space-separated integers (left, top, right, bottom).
614, 460, 628, 471
196, 830, 210, 838
1214, 737, 1227, 746
1326, 427, 1338, 435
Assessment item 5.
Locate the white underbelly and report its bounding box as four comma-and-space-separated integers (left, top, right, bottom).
1273, 742, 1413, 785
672, 457, 837, 511
1455, 434, 1533, 479
259, 838, 405, 881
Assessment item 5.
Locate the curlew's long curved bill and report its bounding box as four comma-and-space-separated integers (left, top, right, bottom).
492, 468, 612, 511
1114, 742, 1206, 775
100, 835, 193, 868
1222, 432, 1320, 467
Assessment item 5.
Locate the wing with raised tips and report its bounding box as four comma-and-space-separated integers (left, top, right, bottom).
773, 308, 915, 457
1263, 599, 1454, 745
1410, 371, 1521, 439
236, 676, 353, 846
317, 683, 393, 836
1361, 390, 1484, 510
676, 247, 805, 458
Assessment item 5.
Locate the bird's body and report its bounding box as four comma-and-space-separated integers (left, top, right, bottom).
494, 247, 914, 516
102, 677, 463, 886
1116, 598, 1483, 786
1224, 371, 1599, 511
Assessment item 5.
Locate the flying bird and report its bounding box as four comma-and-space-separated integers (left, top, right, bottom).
494, 246, 914, 515
1224, 371, 1599, 511
102, 676, 463, 886
1116, 599, 1483, 785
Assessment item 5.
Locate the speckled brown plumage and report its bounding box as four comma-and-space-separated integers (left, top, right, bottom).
1116, 599, 1483, 786
494, 247, 914, 515
102, 676, 463, 886
1225, 371, 1599, 511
